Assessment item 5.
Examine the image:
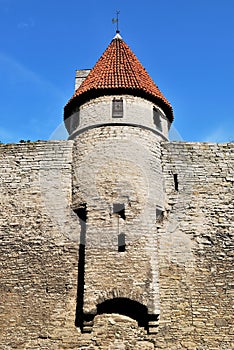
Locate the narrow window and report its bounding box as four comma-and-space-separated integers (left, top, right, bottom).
118, 233, 126, 252
113, 203, 125, 220
112, 98, 123, 118
167, 120, 171, 132
173, 174, 178, 191
156, 206, 163, 222
70, 108, 80, 132
153, 107, 162, 131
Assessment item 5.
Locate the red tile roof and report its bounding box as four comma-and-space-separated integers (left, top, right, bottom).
64, 35, 173, 122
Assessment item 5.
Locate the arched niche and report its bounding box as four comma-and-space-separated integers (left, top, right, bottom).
96, 297, 149, 330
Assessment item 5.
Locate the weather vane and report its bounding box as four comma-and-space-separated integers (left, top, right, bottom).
112, 10, 120, 33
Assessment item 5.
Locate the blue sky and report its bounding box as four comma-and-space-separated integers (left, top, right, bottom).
0, 0, 233, 143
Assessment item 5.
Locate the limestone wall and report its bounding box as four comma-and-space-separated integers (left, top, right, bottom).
158, 142, 234, 349
0, 141, 81, 348
68, 95, 169, 140
0, 140, 233, 349
72, 125, 163, 323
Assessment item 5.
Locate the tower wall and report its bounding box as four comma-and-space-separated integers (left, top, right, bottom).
68, 95, 170, 140
1, 31, 232, 350
72, 125, 164, 325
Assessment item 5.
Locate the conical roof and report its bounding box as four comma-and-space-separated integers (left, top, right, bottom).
64, 34, 173, 122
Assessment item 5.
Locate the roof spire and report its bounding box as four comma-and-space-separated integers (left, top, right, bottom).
112, 10, 120, 34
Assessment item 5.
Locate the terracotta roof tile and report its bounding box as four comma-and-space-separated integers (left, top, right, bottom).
64, 36, 173, 122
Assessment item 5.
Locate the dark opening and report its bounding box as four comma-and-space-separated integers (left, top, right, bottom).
173, 174, 179, 191
66, 108, 80, 134
71, 109, 80, 130
112, 98, 123, 118
97, 298, 149, 330
113, 203, 126, 220
118, 233, 126, 252
74, 204, 87, 331
153, 107, 162, 131
156, 207, 163, 222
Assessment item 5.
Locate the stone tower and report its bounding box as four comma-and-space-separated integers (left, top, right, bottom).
1, 31, 233, 350
64, 32, 174, 333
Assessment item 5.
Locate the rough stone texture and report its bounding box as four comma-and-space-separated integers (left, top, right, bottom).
67, 95, 169, 140
72, 125, 163, 320
0, 141, 80, 348
158, 142, 234, 350
0, 140, 233, 349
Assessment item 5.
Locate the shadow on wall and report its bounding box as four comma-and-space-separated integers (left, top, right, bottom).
74, 206, 87, 331
74, 204, 158, 333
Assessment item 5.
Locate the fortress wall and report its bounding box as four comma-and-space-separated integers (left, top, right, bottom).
0, 141, 82, 348
0, 140, 233, 349
0, 140, 157, 349
157, 142, 234, 350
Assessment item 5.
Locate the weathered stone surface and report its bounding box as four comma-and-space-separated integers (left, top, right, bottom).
0, 140, 233, 349
72, 126, 162, 317
158, 142, 234, 349
68, 95, 169, 140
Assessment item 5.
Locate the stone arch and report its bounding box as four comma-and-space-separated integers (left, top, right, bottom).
96, 297, 149, 329
96, 288, 145, 306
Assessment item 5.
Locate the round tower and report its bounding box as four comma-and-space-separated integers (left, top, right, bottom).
64, 33, 174, 333
64, 33, 173, 141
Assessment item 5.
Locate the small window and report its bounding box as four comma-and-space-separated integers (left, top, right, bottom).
70, 109, 80, 131
167, 120, 171, 132
156, 206, 163, 222
153, 108, 162, 131
112, 98, 123, 118
118, 233, 126, 252
113, 203, 126, 220
173, 174, 179, 191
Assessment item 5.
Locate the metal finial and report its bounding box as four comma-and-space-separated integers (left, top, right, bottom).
112, 10, 120, 33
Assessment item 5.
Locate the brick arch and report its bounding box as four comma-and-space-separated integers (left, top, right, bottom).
96, 297, 149, 330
